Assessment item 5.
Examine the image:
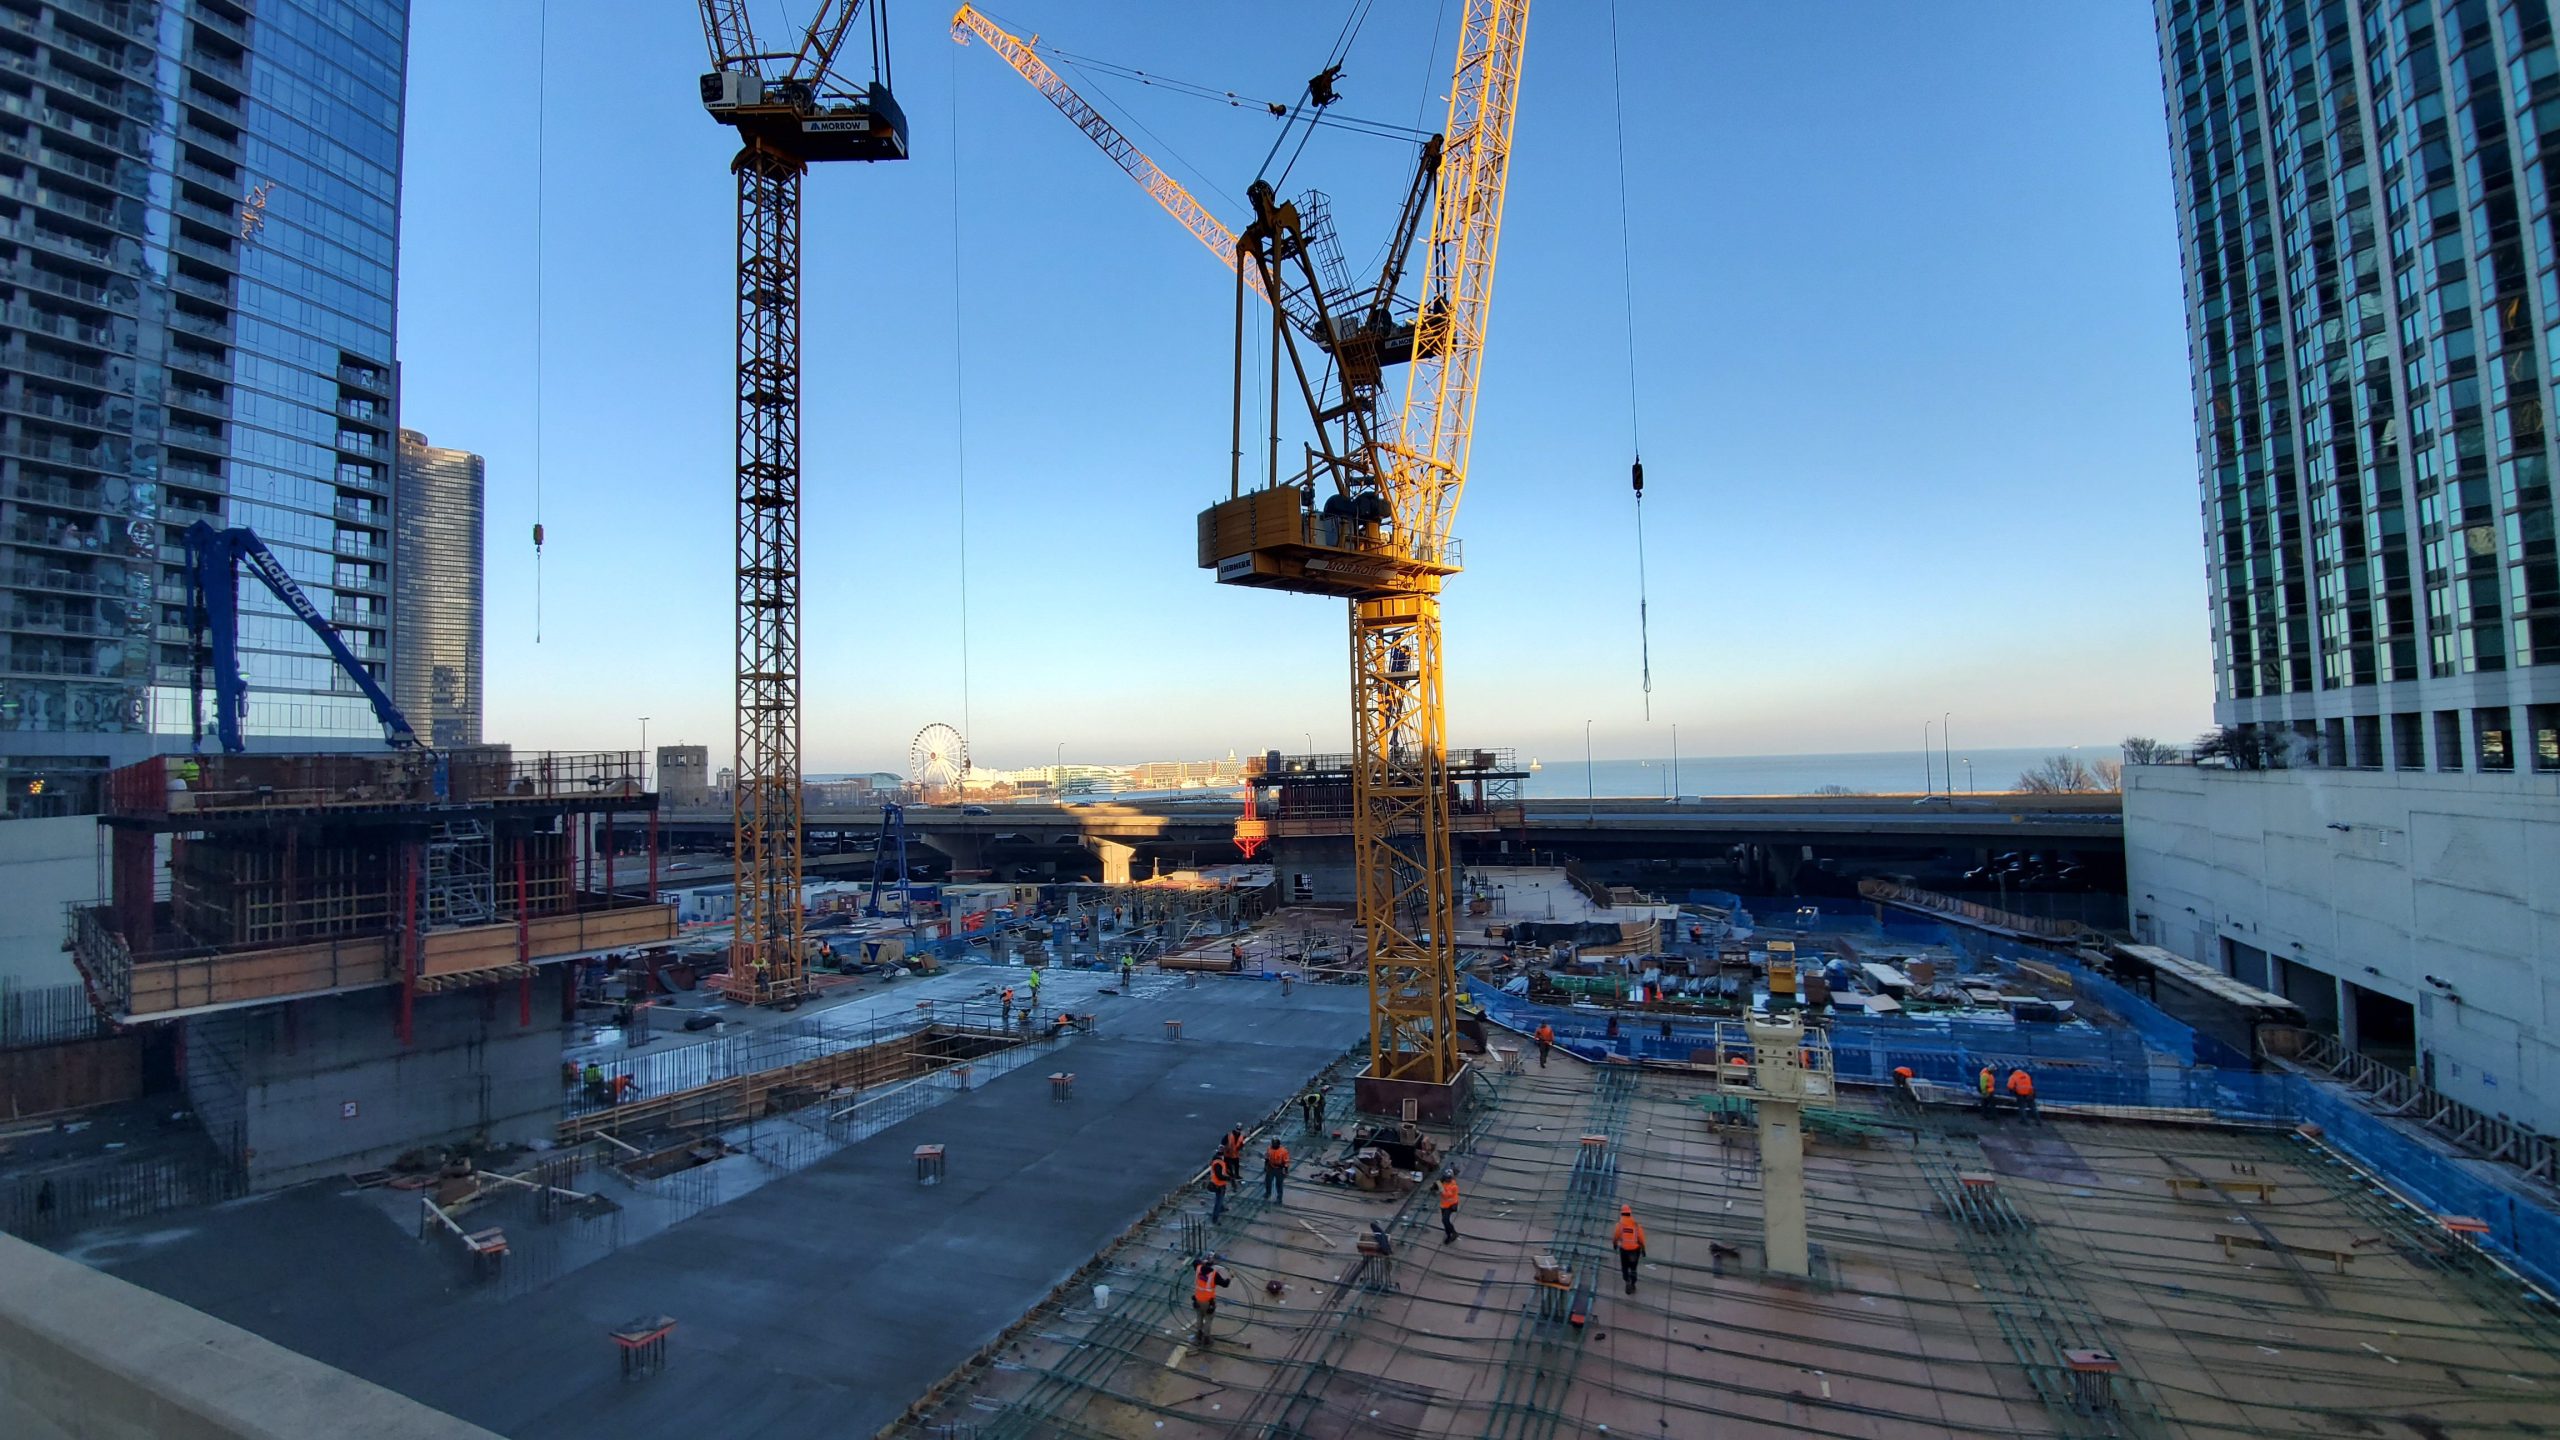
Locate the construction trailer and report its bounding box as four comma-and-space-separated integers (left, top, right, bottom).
68, 749, 678, 1188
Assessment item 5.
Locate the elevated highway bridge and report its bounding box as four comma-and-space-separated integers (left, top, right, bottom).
643, 793, 2122, 891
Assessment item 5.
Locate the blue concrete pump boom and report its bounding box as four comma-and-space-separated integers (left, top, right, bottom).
182, 520, 419, 754
865, 801, 911, 918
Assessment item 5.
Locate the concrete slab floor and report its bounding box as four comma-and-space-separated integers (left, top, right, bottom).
55, 976, 1368, 1440
917, 1057, 2560, 1439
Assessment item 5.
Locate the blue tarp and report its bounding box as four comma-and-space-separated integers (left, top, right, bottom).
1468, 911, 2560, 1298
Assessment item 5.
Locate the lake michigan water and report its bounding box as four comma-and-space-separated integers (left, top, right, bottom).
1517, 745, 2124, 799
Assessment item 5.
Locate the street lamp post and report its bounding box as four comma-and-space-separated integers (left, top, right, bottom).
1942, 712, 1952, 802
1962, 757, 1974, 794
1922, 720, 1934, 796
1585, 719, 1595, 824
639, 716, 651, 790
1055, 741, 1064, 798
1671, 722, 1679, 804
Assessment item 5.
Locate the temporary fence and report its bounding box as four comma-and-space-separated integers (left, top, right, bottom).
0, 1146, 245, 1242
1467, 919, 2560, 1298
566, 995, 1015, 1121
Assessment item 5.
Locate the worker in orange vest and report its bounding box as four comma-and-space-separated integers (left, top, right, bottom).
2007, 1066, 2037, 1119
1206, 1151, 1231, 1224
1892, 1065, 1916, 1097
1438, 1168, 1462, 1244
1613, 1203, 1648, 1293
1534, 1022, 1555, 1068
1000, 986, 1014, 1027
1191, 1254, 1230, 1346
1978, 1065, 1997, 1114
1262, 1137, 1291, 1203
1222, 1125, 1246, 1170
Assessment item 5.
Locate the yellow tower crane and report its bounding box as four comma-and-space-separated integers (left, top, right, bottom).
696, 0, 907, 1004
1198, 0, 1531, 1115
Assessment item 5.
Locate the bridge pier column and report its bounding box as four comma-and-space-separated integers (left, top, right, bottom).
918, 829, 985, 874
1087, 837, 1136, 885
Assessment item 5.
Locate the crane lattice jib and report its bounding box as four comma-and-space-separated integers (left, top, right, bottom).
950, 5, 1272, 306
701, 0, 761, 73
1385, 0, 1528, 559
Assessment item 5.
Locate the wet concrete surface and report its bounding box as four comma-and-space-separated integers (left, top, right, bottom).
70, 977, 1365, 1440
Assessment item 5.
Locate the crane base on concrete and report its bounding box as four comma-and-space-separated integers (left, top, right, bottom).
1354, 1063, 1475, 1125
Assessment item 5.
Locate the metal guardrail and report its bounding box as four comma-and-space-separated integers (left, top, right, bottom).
1857, 878, 2091, 941
2261, 1026, 2558, 1190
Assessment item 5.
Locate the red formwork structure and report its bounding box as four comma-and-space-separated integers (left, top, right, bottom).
74, 750, 674, 1039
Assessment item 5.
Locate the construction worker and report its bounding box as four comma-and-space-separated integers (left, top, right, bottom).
610, 1073, 637, 1104
1000, 985, 1014, 1028
1191, 1254, 1231, 1346
2007, 1066, 2037, 1119
1026, 966, 1043, 1005
1054, 1010, 1075, 1036
1262, 1137, 1291, 1203
1206, 1150, 1231, 1224
1438, 1167, 1462, 1244
581, 1061, 604, 1102
1613, 1204, 1648, 1294
1120, 956, 1136, 990
1222, 1125, 1246, 1171
1978, 1064, 1998, 1115
1534, 1021, 1555, 1068
1299, 1087, 1325, 1134
1892, 1065, 1916, 1097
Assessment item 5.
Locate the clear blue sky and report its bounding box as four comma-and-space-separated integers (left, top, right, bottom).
397, 1, 2204, 776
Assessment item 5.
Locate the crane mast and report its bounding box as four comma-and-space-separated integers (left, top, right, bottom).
698, 0, 907, 1005
1199, 0, 1530, 1110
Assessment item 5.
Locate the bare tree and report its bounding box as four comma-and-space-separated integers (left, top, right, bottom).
2016, 754, 2102, 793
2093, 758, 2124, 790
1808, 784, 1872, 796
2119, 735, 2179, 765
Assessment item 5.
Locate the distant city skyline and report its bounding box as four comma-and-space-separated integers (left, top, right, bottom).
397, 3, 2206, 774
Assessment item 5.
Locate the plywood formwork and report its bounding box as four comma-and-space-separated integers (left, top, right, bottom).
122, 903, 677, 1018
911, 1061, 2560, 1439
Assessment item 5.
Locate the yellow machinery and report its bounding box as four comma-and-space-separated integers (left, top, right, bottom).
696, 1, 907, 1004
1201, 0, 1531, 1109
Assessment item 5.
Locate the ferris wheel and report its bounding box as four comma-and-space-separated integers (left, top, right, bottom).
910, 722, 969, 791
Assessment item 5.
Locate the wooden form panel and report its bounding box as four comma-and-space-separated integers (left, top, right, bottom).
128, 937, 397, 1016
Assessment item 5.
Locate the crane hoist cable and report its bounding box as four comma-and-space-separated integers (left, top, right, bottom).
532, 0, 548, 643
1610, 0, 1648, 719
950, 36, 975, 771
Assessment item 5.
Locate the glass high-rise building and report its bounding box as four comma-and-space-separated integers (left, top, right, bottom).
0, 0, 408, 816
2134, 0, 2560, 1134
392, 427, 478, 748
2157, 0, 2558, 766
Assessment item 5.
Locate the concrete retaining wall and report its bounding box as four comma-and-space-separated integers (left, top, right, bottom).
0, 1230, 496, 1439
186, 974, 566, 1189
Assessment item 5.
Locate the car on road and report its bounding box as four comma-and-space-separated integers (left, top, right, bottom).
960, 804, 992, 816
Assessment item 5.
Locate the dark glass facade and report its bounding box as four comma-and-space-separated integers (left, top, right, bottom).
0, 0, 408, 815
392, 427, 477, 748
2159, 0, 2560, 771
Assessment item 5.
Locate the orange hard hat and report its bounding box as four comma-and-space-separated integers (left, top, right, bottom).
1620, 1204, 1633, 1214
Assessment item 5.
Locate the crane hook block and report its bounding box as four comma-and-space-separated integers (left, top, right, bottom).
1631, 459, 1644, 496
533, 522, 545, 548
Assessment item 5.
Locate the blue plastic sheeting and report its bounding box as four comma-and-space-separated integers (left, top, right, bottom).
1463, 979, 2560, 1300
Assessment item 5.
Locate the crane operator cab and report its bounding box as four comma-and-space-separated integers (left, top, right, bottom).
1197, 481, 1457, 600
701, 70, 909, 164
